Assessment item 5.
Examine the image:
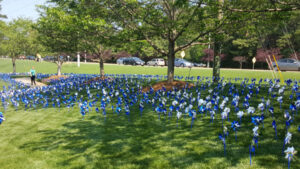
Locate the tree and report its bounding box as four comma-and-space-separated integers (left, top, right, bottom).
36, 7, 78, 75
233, 56, 247, 69
44, 0, 120, 77
105, 0, 228, 83
0, 0, 7, 19
202, 48, 225, 67
255, 48, 282, 63
0, 19, 36, 73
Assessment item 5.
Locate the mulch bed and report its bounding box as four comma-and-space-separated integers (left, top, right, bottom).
85, 76, 114, 84
142, 80, 194, 92
41, 75, 69, 83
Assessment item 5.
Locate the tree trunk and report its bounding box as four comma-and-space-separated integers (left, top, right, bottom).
57, 62, 62, 76
207, 61, 210, 68
240, 61, 242, 69
12, 57, 16, 73
99, 57, 104, 77
212, 41, 221, 82
167, 40, 175, 83
212, 0, 224, 83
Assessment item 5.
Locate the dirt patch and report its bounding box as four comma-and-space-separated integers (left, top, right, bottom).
142, 80, 194, 92
42, 75, 68, 83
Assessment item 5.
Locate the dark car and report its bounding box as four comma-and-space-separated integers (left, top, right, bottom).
123, 57, 145, 66
44, 56, 55, 61
26, 56, 35, 60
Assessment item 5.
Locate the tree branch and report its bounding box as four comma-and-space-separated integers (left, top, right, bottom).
173, 0, 204, 41
176, 42, 209, 51
227, 7, 300, 13
175, 16, 227, 53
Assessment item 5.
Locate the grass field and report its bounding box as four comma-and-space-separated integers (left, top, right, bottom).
1, 58, 300, 80
0, 58, 300, 169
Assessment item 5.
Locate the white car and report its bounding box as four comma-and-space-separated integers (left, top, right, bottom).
174, 58, 193, 67
147, 58, 165, 66
272, 58, 300, 71
116, 57, 126, 65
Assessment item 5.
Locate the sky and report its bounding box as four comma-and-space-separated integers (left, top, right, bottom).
1, 0, 47, 22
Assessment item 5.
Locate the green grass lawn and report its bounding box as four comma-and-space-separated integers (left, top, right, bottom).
1, 58, 299, 80
0, 58, 300, 169
0, 84, 299, 169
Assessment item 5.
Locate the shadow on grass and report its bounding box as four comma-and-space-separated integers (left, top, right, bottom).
17, 83, 300, 169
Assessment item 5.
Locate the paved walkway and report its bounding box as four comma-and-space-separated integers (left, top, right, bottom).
14, 78, 47, 87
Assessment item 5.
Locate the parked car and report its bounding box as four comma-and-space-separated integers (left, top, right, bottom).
116, 57, 126, 65
175, 58, 193, 67
26, 56, 35, 60
147, 58, 165, 66
19, 55, 26, 60
123, 57, 145, 66
272, 58, 300, 71
43, 56, 55, 61
194, 62, 206, 67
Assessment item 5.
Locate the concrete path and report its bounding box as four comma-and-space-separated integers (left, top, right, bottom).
14, 78, 47, 87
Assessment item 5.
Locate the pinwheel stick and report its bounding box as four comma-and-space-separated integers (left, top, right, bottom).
235, 130, 237, 141
288, 154, 292, 169
249, 145, 252, 166
191, 118, 195, 128
282, 142, 286, 156
223, 140, 226, 156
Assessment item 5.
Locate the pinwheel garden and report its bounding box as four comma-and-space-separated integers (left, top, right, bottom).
0, 62, 299, 169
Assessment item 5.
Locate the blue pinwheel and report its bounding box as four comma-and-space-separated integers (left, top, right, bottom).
139, 102, 144, 117
155, 106, 162, 120
277, 96, 283, 109
95, 107, 99, 113
269, 107, 274, 118
289, 104, 296, 117
284, 111, 292, 131
0, 112, 5, 124
115, 105, 121, 114
125, 105, 130, 121
218, 134, 226, 156
249, 144, 255, 166
190, 109, 196, 128
231, 121, 240, 141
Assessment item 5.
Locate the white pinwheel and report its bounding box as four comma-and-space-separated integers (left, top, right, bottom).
172, 100, 178, 106
224, 107, 230, 113
285, 132, 292, 144
258, 103, 264, 111
253, 126, 259, 137
237, 111, 244, 119
221, 111, 228, 119
284, 147, 297, 159
176, 110, 182, 119
198, 99, 204, 106
247, 107, 255, 114
277, 96, 283, 102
